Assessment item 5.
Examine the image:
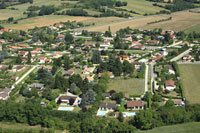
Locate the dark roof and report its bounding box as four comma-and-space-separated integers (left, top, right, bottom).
126, 101, 145, 108
99, 102, 116, 109
59, 96, 77, 101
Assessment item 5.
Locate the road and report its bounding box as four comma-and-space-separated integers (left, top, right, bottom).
144, 64, 149, 95
150, 63, 155, 94
170, 48, 192, 62
167, 41, 183, 48
11, 65, 37, 90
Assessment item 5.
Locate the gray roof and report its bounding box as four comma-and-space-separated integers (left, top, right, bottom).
29, 83, 44, 89
0, 88, 11, 99
99, 102, 116, 109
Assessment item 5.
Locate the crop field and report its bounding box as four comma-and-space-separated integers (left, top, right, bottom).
184, 24, 200, 34
80, 10, 200, 33
108, 78, 145, 95
0, 0, 76, 20
178, 64, 200, 104
3, 15, 93, 30
137, 122, 200, 133
119, 0, 168, 15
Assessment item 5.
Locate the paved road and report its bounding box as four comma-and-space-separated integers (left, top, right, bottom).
167, 41, 183, 48
144, 64, 149, 95
170, 48, 192, 62
11, 65, 37, 90
177, 61, 200, 64
150, 63, 155, 94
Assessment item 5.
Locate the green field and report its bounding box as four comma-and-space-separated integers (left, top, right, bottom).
0, 0, 74, 20
119, 0, 168, 15
108, 78, 145, 95
184, 24, 200, 34
179, 64, 200, 104
136, 122, 200, 133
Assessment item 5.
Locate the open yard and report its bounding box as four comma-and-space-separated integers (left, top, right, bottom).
108, 78, 145, 95
137, 122, 200, 133
179, 64, 200, 104
79, 10, 200, 33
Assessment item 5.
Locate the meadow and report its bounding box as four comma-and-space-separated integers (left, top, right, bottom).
119, 0, 168, 15
184, 24, 200, 34
108, 78, 145, 95
178, 64, 200, 104
136, 122, 200, 133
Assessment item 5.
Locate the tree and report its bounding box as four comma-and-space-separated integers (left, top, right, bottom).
65, 32, 74, 44
104, 26, 112, 37
16, 55, 22, 64
92, 50, 101, 64
123, 60, 134, 75
118, 112, 124, 122
80, 89, 97, 108
64, 55, 71, 70
111, 92, 123, 104
27, 51, 32, 63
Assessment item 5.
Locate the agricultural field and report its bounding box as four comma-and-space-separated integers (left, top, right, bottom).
179, 64, 200, 104
108, 78, 145, 95
80, 10, 200, 33
184, 24, 200, 34
136, 122, 200, 133
3, 15, 93, 30
119, 0, 168, 15
0, 0, 75, 20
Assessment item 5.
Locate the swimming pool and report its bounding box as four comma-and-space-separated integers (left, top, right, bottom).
58, 106, 74, 111
123, 112, 136, 117
97, 110, 107, 116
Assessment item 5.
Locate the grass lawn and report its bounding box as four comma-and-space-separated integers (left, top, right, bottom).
136, 122, 200, 133
184, 24, 200, 34
108, 78, 145, 95
178, 64, 200, 104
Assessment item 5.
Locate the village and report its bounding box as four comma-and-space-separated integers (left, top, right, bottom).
0, 21, 200, 119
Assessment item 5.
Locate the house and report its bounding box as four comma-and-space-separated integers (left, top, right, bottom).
11, 76, 19, 81
87, 76, 94, 82
0, 87, 11, 100
151, 55, 163, 62
18, 44, 29, 48
182, 54, 194, 62
32, 48, 44, 55
84, 42, 95, 47
165, 80, 175, 91
0, 65, 7, 71
146, 40, 159, 45
8, 46, 22, 51
160, 48, 168, 56
12, 65, 25, 72
74, 31, 82, 36
33, 40, 43, 46
55, 23, 64, 28
28, 83, 44, 91
57, 95, 81, 106
102, 93, 111, 99
57, 34, 65, 42
131, 41, 142, 47
100, 41, 111, 49
18, 51, 28, 57
39, 57, 52, 64
164, 65, 175, 74
132, 62, 142, 71
126, 101, 145, 110
172, 99, 185, 106
99, 102, 116, 111
122, 34, 132, 42
63, 69, 75, 77
83, 67, 95, 75
116, 55, 129, 62
0, 28, 9, 34
98, 72, 114, 79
